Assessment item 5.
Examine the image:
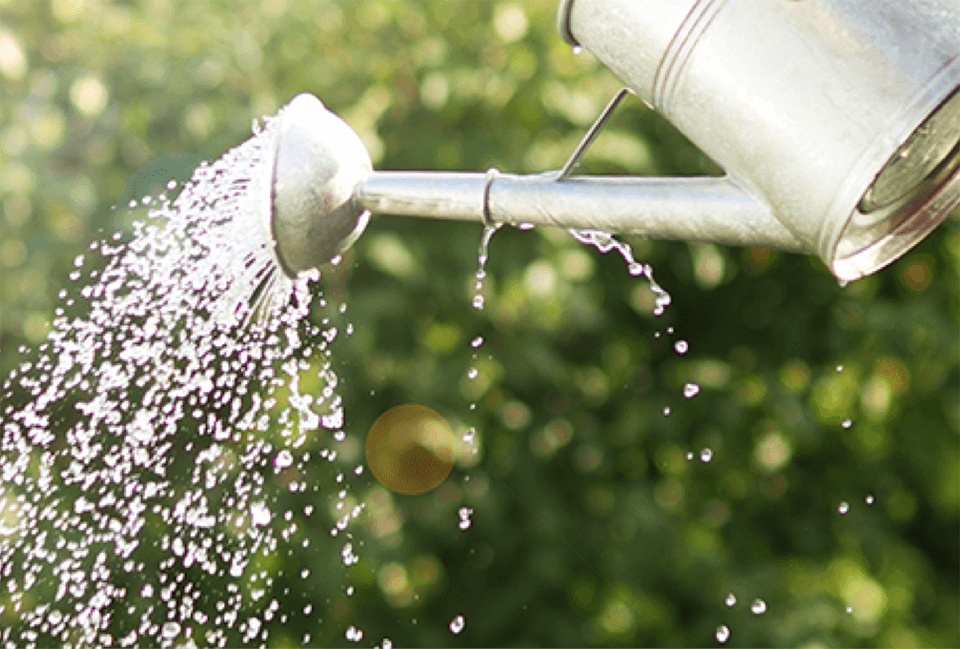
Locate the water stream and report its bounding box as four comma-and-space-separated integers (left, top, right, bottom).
1, 108, 358, 647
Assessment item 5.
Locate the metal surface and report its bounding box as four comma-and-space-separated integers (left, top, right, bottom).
268, 92, 810, 278
358, 171, 807, 252
269, 93, 371, 276
561, 0, 960, 279
268, 0, 960, 280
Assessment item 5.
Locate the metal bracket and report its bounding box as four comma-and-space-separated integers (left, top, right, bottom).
556, 87, 632, 181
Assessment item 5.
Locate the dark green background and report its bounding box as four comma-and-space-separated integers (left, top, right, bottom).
1, 1, 958, 646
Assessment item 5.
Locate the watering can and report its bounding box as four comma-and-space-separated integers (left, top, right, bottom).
267, 0, 960, 282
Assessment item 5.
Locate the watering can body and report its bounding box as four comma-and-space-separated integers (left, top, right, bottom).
558, 0, 960, 279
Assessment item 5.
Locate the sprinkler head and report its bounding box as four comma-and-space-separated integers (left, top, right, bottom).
269, 93, 372, 277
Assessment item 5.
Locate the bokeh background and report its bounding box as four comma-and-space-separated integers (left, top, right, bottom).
2, 1, 958, 647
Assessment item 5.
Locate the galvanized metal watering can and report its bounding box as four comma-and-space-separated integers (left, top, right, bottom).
267, 0, 960, 281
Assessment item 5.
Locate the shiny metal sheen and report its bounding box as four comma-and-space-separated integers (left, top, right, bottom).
269, 0, 960, 281
359, 172, 806, 251
269, 93, 371, 276
561, 0, 960, 279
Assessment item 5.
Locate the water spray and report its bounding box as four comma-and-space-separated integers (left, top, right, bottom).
268, 0, 960, 281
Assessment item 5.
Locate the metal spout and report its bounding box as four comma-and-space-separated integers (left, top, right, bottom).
267, 93, 807, 278
358, 172, 807, 252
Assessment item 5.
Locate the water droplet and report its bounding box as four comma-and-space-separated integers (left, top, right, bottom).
458, 506, 473, 530
517, 222, 535, 230
700, 448, 713, 463
836, 365, 844, 372
467, 368, 479, 380
750, 598, 767, 615
73, 254, 85, 267
683, 382, 701, 399
674, 340, 689, 355
250, 502, 272, 527
274, 449, 294, 469
837, 501, 850, 515
715, 625, 731, 643
685, 451, 695, 461
865, 494, 875, 505
662, 406, 671, 416
345, 626, 364, 642
449, 614, 465, 634
846, 606, 853, 614
472, 295, 485, 310
161, 622, 181, 639
471, 336, 484, 348
166, 179, 178, 190
724, 592, 737, 607
841, 419, 852, 429
572, 45, 583, 55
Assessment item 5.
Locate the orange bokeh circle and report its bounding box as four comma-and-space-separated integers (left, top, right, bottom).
365, 404, 456, 495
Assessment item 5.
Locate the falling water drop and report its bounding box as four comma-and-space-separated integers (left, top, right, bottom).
841, 419, 852, 429
715, 625, 731, 643
274, 449, 294, 469
865, 494, 875, 505
471, 336, 484, 348
458, 507, 473, 531
662, 406, 671, 416
250, 502, 272, 527
572, 45, 583, 55
837, 501, 850, 515
724, 592, 737, 607
700, 448, 713, 463
467, 368, 479, 380
345, 626, 364, 642
449, 614, 466, 635
674, 340, 689, 355
683, 382, 701, 398
750, 598, 767, 615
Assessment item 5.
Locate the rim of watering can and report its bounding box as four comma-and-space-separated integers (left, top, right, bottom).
826, 66, 960, 281
556, 0, 580, 47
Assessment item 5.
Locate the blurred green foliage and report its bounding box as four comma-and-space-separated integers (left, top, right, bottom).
1, 1, 958, 647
